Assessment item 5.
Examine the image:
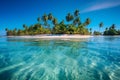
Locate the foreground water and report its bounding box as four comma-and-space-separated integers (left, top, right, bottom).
0, 36, 120, 80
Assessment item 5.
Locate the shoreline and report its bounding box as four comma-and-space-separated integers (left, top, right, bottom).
7, 35, 92, 39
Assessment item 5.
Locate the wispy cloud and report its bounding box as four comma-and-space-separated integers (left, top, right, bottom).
81, 1, 120, 13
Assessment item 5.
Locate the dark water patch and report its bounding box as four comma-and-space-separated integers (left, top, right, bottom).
58, 68, 67, 80
0, 65, 22, 80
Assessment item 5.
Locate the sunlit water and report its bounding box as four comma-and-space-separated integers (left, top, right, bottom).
0, 36, 120, 80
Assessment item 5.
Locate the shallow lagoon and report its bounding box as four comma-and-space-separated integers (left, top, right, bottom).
0, 36, 120, 80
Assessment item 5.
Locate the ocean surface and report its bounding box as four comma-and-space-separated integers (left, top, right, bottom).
0, 36, 120, 80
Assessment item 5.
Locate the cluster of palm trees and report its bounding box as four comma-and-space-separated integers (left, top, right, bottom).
103, 24, 120, 35
5, 10, 91, 36
6, 9, 119, 36
93, 22, 103, 35
93, 23, 120, 35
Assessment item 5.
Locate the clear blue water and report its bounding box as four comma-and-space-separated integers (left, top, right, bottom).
0, 36, 120, 80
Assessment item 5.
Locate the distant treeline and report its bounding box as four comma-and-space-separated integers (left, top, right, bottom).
5, 10, 120, 36
94, 24, 120, 35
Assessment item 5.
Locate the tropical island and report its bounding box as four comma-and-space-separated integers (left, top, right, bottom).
1, 0, 120, 80
5, 10, 120, 36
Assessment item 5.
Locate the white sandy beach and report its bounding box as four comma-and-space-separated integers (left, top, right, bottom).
7, 35, 92, 39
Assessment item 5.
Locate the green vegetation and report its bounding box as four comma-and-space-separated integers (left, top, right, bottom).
5, 10, 120, 36
93, 31, 102, 35
103, 24, 120, 35
5, 10, 91, 36
93, 23, 120, 35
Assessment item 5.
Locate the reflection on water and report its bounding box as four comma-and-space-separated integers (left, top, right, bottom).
0, 36, 120, 80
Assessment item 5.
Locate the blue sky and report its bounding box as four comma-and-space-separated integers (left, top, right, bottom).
0, 0, 120, 35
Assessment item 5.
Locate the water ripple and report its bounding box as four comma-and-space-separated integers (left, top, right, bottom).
0, 37, 120, 80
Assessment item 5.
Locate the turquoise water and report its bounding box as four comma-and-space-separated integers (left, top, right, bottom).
0, 36, 120, 80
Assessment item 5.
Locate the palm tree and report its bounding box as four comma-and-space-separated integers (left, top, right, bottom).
48, 13, 53, 29
74, 10, 79, 17
84, 18, 90, 26
66, 13, 74, 22
89, 28, 92, 35
52, 18, 58, 25
99, 22, 103, 32
5, 28, 8, 32
73, 17, 80, 25
37, 17, 40, 23
66, 13, 70, 21
42, 14, 48, 26
23, 24, 27, 29
105, 27, 108, 31
23, 24, 28, 34
48, 13, 53, 20
111, 24, 115, 29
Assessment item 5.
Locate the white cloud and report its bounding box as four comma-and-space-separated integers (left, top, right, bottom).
81, 1, 120, 13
